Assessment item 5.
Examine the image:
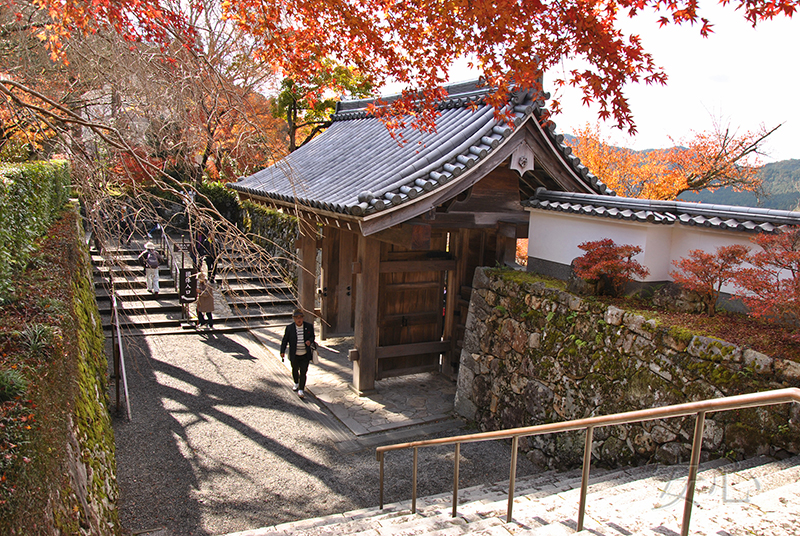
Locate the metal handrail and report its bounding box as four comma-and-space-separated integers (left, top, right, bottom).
110, 293, 132, 420
376, 388, 800, 536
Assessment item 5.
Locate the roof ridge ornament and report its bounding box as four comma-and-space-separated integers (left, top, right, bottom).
510, 141, 535, 176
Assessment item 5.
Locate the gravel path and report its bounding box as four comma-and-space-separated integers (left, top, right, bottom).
110, 329, 535, 536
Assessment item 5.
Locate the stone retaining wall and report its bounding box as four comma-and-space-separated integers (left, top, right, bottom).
454, 268, 800, 469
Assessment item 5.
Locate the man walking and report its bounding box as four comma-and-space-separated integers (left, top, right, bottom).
138, 241, 164, 294
280, 309, 316, 399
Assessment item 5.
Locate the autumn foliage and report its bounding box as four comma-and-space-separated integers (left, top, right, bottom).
567, 122, 776, 200
671, 245, 750, 317
734, 227, 800, 322
16, 0, 799, 136
573, 238, 649, 296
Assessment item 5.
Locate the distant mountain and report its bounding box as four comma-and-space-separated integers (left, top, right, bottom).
678, 159, 800, 212
562, 133, 800, 211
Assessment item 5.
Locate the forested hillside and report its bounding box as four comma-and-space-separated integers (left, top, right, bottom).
564, 130, 799, 211
678, 159, 800, 211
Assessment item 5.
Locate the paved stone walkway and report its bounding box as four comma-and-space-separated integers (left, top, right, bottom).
249, 324, 458, 436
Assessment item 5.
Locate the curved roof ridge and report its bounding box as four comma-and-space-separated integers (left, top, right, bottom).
525, 188, 800, 231
335, 79, 492, 115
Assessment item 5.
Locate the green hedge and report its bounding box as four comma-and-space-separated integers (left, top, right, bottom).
197, 181, 242, 225
241, 199, 298, 262
0, 161, 70, 299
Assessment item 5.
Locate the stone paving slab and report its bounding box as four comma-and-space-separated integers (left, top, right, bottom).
249, 324, 458, 436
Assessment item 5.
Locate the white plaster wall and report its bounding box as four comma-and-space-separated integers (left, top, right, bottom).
526, 210, 758, 294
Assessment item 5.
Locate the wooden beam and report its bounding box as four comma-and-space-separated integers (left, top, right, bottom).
383, 281, 441, 292
379, 311, 440, 328
379, 259, 456, 273
371, 222, 431, 250
376, 340, 451, 359
234, 192, 363, 229
411, 212, 529, 228
353, 234, 380, 394
378, 363, 440, 379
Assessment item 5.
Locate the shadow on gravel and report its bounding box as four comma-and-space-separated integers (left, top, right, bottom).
195, 331, 257, 361
110, 331, 537, 536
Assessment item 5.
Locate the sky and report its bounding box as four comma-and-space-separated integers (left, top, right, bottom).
437, 4, 800, 163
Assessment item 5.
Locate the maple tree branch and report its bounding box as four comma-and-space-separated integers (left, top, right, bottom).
0, 78, 128, 151
298, 122, 332, 149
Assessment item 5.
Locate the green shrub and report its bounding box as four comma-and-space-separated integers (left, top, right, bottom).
197, 181, 242, 225
241, 200, 298, 255
0, 140, 33, 163
16, 324, 55, 359
0, 161, 70, 300
0, 369, 28, 402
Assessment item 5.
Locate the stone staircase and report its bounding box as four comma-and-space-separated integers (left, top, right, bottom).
224, 454, 800, 536
92, 239, 296, 333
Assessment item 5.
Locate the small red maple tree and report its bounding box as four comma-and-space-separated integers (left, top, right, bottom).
573, 238, 649, 296
734, 227, 800, 322
671, 245, 750, 317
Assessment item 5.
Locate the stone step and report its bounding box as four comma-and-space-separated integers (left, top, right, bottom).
94, 275, 176, 290
97, 293, 295, 314
101, 309, 294, 332
579, 455, 787, 524
450, 459, 716, 520
524, 523, 578, 536
411, 469, 582, 517
227, 295, 296, 307
98, 299, 183, 314
692, 477, 800, 536
221, 282, 293, 296
527, 457, 800, 536
220, 455, 800, 536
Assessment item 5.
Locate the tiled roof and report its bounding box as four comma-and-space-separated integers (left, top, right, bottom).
231, 80, 611, 219
523, 189, 800, 233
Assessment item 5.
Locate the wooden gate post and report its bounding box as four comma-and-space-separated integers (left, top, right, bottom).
297, 226, 317, 317
352, 234, 380, 393
496, 222, 517, 266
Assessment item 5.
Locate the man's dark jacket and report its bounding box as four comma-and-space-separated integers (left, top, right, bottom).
280, 321, 316, 360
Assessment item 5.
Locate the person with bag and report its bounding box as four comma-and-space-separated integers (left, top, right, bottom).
138, 241, 164, 294
280, 309, 316, 399
195, 272, 215, 330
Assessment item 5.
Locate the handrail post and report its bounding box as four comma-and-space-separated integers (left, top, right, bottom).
507, 436, 519, 523
112, 292, 132, 421
112, 295, 120, 411
682, 411, 706, 536
378, 451, 384, 510
374, 389, 800, 533
452, 443, 461, 517
412, 447, 418, 513
577, 426, 594, 531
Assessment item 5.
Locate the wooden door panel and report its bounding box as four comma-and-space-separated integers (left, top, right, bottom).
321, 227, 357, 338
376, 233, 448, 379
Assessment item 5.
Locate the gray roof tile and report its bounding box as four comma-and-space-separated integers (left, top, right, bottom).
232, 80, 610, 218
524, 189, 800, 233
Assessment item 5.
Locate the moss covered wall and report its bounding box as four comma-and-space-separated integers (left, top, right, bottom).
454, 268, 800, 469
0, 205, 120, 535
60, 206, 120, 534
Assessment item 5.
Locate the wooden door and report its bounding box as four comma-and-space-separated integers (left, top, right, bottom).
376, 231, 453, 379
321, 226, 357, 338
